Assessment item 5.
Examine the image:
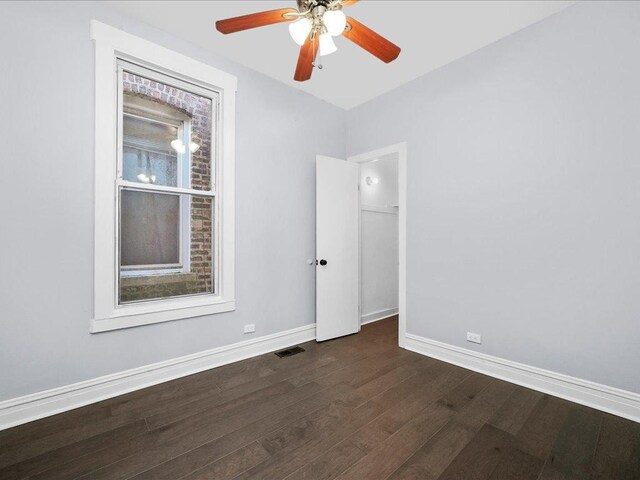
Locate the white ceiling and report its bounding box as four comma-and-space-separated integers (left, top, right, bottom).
108, 1, 575, 110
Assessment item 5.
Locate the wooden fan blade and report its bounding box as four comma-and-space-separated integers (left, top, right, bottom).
341, 0, 360, 6
294, 35, 319, 82
343, 17, 401, 63
216, 8, 297, 34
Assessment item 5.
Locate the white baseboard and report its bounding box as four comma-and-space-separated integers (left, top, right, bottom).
361, 308, 399, 325
405, 333, 640, 424
0, 324, 316, 431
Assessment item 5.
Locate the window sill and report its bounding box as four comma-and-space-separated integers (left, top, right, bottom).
120, 272, 196, 285
90, 297, 235, 333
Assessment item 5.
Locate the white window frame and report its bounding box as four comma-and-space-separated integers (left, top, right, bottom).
90, 21, 236, 333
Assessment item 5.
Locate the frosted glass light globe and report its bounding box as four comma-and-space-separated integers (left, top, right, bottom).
319, 33, 337, 56
323, 10, 346, 36
289, 18, 312, 46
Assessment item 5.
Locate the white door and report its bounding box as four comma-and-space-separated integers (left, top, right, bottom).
316, 156, 360, 341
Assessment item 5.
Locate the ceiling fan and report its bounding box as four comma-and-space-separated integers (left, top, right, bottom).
215, 0, 401, 82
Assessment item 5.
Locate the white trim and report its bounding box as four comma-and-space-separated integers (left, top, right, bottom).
361, 204, 399, 215
90, 299, 237, 333
119, 181, 217, 197
0, 324, 316, 431
90, 21, 237, 92
348, 143, 407, 348
91, 21, 237, 332
361, 308, 399, 325
405, 333, 640, 424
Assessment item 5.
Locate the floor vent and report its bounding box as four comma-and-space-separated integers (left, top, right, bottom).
275, 346, 305, 358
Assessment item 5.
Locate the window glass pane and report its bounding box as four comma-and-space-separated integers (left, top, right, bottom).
122, 71, 214, 191
121, 190, 180, 267
123, 115, 179, 187
119, 190, 214, 304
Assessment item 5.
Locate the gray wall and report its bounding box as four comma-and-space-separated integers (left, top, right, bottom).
0, 1, 345, 401
347, 0, 640, 394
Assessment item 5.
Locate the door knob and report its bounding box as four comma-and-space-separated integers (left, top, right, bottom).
319, 259, 328, 266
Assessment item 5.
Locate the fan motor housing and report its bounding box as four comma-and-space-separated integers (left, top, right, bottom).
297, 0, 332, 10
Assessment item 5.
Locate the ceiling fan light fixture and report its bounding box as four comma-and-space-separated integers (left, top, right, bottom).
289, 17, 312, 46
215, 1, 401, 82
319, 32, 337, 56
323, 9, 346, 36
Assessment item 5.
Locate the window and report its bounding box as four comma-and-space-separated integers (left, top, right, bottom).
91, 21, 236, 332
117, 63, 215, 303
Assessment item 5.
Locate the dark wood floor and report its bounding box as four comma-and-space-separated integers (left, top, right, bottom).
1, 317, 639, 480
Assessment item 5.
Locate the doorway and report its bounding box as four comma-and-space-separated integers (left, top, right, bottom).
358, 155, 399, 325
315, 144, 406, 346
349, 143, 407, 347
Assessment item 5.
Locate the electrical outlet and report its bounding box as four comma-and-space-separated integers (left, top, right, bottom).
244, 324, 255, 334
466, 332, 482, 344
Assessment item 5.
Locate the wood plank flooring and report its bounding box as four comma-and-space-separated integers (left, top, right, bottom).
1, 316, 639, 480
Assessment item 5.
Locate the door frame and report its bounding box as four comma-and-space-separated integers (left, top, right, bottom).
347, 143, 407, 348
